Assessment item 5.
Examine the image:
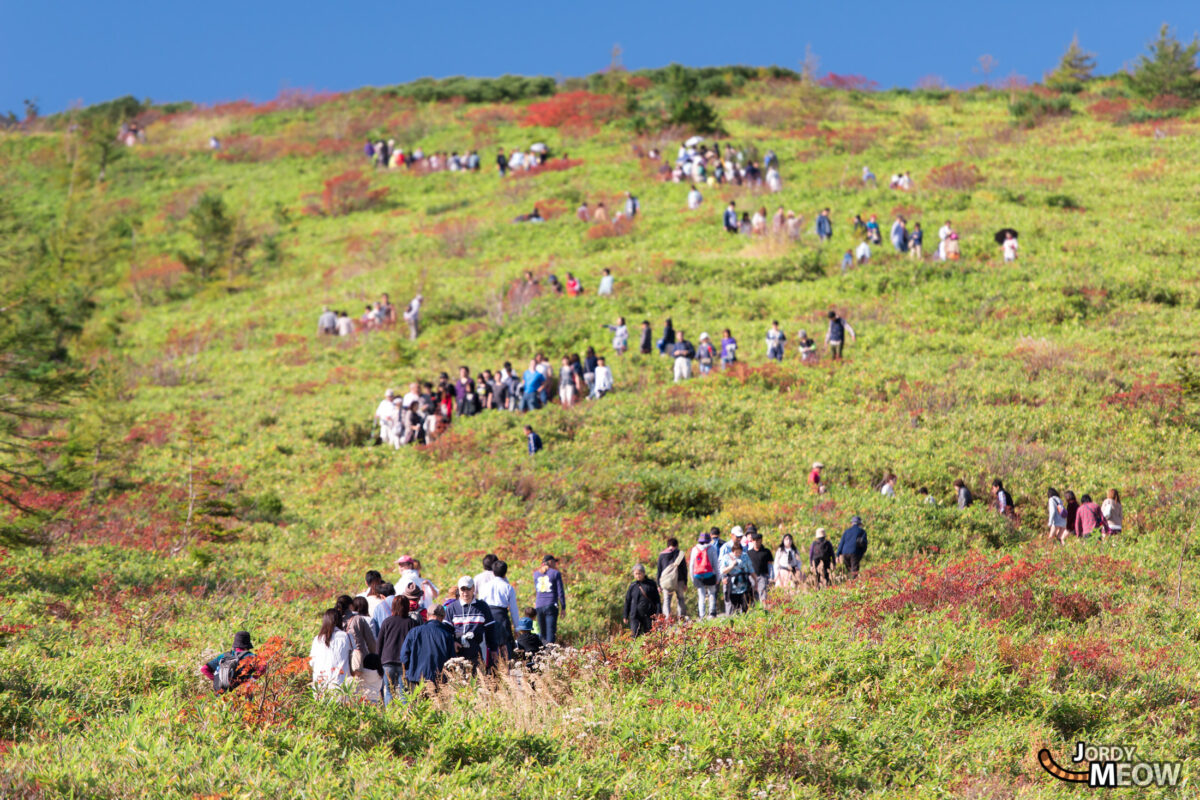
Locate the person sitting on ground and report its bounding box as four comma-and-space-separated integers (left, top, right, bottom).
880, 474, 898, 498
513, 616, 543, 658
919, 487, 937, 505
335, 310, 353, 337
623, 564, 662, 636
809, 529, 834, 587
200, 631, 256, 693
399, 603, 455, 686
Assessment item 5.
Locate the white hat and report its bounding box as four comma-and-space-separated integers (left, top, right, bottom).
813, 462, 824, 470
730, 525, 744, 538
457, 575, 474, 590
814, 528, 826, 539
385, 388, 395, 397
700, 332, 710, 340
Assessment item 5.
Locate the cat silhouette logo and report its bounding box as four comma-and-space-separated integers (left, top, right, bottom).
1038, 742, 1182, 788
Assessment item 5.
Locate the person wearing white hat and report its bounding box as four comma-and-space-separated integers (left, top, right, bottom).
444, 576, 497, 667
809, 528, 834, 587
375, 389, 399, 447
696, 332, 716, 375
719, 526, 744, 615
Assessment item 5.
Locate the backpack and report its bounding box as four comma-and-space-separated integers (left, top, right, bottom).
855, 530, 867, 554
659, 550, 686, 592
692, 546, 714, 576
213, 651, 252, 693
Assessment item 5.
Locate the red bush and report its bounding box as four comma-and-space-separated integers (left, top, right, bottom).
926, 161, 983, 191
819, 74, 879, 92
303, 171, 388, 217
1149, 94, 1192, 112
1087, 98, 1130, 124
521, 91, 624, 130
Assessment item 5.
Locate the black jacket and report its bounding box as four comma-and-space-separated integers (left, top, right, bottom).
378, 615, 421, 665
515, 631, 543, 655
656, 549, 687, 587
624, 579, 662, 620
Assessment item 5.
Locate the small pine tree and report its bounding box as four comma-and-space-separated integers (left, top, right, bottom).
1046, 35, 1096, 91
1130, 24, 1200, 100
178, 193, 233, 280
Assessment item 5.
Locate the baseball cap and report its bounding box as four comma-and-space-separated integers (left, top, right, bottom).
395, 554, 415, 566
850, 515, 862, 525
517, 617, 534, 632
542, 554, 556, 564
698, 532, 711, 544
457, 576, 474, 590
730, 525, 744, 538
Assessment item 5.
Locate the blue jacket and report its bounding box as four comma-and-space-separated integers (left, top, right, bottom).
528, 431, 543, 454
399, 621, 456, 683
837, 525, 868, 558
816, 215, 832, 237
723, 208, 738, 229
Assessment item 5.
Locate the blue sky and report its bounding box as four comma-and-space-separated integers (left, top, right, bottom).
3, 1, 1197, 115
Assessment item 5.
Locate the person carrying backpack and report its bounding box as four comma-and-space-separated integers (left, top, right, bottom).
623, 564, 662, 636
656, 538, 688, 619
836, 516, 868, 579
689, 532, 719, 619
200, 631, 256, 693
809, 529, 834, 587
719, 541, 754, 614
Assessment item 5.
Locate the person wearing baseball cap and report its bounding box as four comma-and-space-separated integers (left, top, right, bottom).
719, 528, 743, 615
444, 575, 497, 667
514, 617, 542, 658
533, 555, 566, 644
836, 516, 868, 579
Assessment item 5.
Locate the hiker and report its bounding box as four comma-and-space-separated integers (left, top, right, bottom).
687, 184, 703, 209
1064, 490, 1080, 533
841, 250, 853, 274
1100, 489, 1123, 539
656, 538, 688, 619
671, 331, 695, 382
593, 357, 613, 398
865, 215, 882, 245
403, 294, 422, 340
954, 478, 973, 509
1048, 488, 1068, 544
836, 516, 868, 579
514, 617, 543, 658
525, 425, 542, 455
719, 541, 754, 614
479, 560, 520, 658
809, 462, 824, 494
774, 534, 801, 590
696, 333, 716, 375
598, 267, 614, 296
310, 608, 352, 694
200, 631, 256, 693
880, 474, 898, 498
534, 555, 566, 643
335, 310, 353, 337
399, 603, 456, 685
639, 320, 653, 355
378, 596, 421, 699
445, 576, 498, 666
688, 532, 719, 619
356, 653, 385, 705
809, 529, 835, 587
496, 148, 508, 176
558, 356, 576, 408
992, 479, 1014, 518
797, 330, 816, 363
825, 310, 856, 360
520, 359, 544, 412
456, 367, 479, 417
909, 222, 923, 259
724, 201, 738, 233
1002, 232, 1019, 262
937, 220, 953, 260
919, 487, 937, 505
318, 306, 337, 335
816, 208, 833, 242
379, 293, 396, 324
891, 216, 908, 253
766, 321, 786, 362
862, 165, 876, 185
624, 191, 639, 218
344, 597, 378, 661
720, 329, 738, 369
657, 318, 676, 355
1075, 494, 1105, 538
565, 273, 582, 297
368, 582, 397, 634
357, 569, 384, 614
576, 201, 589, 221
746, 533, 773, 609
473, 553, 498, 595
622, 564, 663, 639
604, 316, 629, 355
855, 239, 871, 264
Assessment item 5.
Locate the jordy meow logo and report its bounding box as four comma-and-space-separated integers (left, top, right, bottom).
1038, 741, 1183, 788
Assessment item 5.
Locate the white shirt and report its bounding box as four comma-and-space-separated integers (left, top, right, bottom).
401, 391, 419, 409
856, 241, 871, 261
473, 570, 494, 596
598, 275, 614, 295
404, 297, 421, 321
687, 190, 702, 209
881, 483, 895, 498
336, 317, 353, 336
375, 399, 399, 426
310, 629, 352, 689
1003, 239, 1019, 258
938, 225, 952, 242
479, 576, 520, 624
594, 365, 613, 392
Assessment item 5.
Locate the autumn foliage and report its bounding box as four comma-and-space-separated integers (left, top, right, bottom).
521, 91, 624, 130
303, 171, 388, 216
926, 161, 983, 191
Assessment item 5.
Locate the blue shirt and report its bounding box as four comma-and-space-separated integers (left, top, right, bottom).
837, 525, 868, 558
399, 621, 456, 683
523, 369, 545, 395
527, 431, 543, 454
534, 567, 566, 609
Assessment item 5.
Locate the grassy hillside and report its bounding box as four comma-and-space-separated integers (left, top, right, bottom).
2, 74, 1200, 798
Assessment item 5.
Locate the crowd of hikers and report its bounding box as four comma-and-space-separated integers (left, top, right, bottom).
654, 139, 783, 192
318, 293, 423, 340
362, 140, 566, 176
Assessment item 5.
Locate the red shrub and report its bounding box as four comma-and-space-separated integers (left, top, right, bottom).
819, 73, 879, 92
927, 161, 983, 191
1087, 98, 1130, 124
303, 171, 388, 217
1149, 94, 1192, 112
521, 91, 624, 130
585, 217, 635, 240
129, 256, 186, 297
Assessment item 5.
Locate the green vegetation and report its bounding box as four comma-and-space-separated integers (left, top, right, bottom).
2, 63, 1200, 798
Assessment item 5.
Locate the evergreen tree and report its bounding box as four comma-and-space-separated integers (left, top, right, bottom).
1131, 24, 1200, 99
1046, 35, 1096, 91
177, 193, 233, 281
